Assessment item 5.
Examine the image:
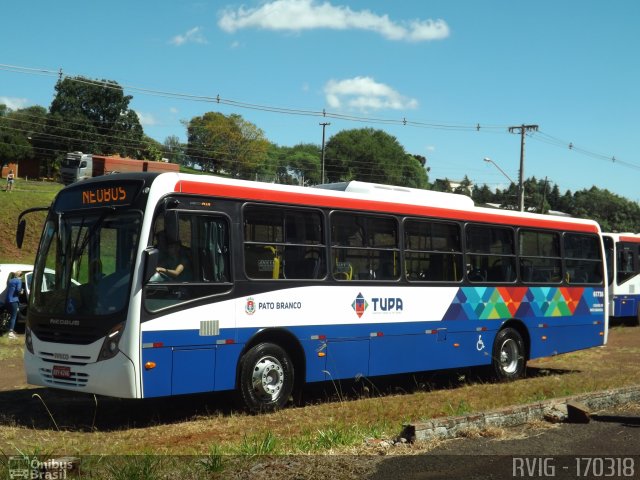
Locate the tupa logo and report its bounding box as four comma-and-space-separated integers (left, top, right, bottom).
352, 292, 369, 318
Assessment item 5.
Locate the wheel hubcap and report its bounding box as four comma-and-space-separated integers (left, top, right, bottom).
499, 338, 519, 374
252, 355, 284, 400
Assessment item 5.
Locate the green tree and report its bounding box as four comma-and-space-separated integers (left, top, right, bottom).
432, 178, 453, 192
570, 186, 640, 232
141, 135, 163, 161
0, 105, 43, 168
163, 135, 187, 165
400, 154, 429, 189
324, 128, 428, 187
48, 76, 144, 158
472, 184, 496, 204
453, 175, 473, 197
285, 143, 321, 185
185, 112, 269, 179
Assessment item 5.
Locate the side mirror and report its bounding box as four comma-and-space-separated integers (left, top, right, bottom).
16, 219, 26, 249
16, 206, 51, 249
143, 247, 160, 284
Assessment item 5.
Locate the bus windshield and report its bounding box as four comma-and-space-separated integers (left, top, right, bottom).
31, 210, 142, 317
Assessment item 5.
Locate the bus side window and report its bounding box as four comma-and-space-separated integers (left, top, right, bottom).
564, 233, 603, 285
244, 244, 281, 279
145, 213, 232, 312
334, 261, 353, 280
405, 219, 462, 283
199, 219, 230, 282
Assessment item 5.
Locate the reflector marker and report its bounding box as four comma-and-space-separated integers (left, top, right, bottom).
370, 332, 384, 337
216, 339, 235, 345
310, 335, 326, 340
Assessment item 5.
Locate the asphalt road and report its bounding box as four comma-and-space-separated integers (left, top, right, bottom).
370, 408, 640, 480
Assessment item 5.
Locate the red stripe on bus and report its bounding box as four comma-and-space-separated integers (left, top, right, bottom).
175, 180, 598, 233
619, 236, 640, 243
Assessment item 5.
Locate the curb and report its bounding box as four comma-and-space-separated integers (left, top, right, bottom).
400, 385, 640, 442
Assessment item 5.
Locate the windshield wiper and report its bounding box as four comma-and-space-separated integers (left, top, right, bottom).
72, 207, 115, 263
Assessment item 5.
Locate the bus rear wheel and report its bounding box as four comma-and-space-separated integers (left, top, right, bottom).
239, 342, 294, 413
491, 327, 526, 381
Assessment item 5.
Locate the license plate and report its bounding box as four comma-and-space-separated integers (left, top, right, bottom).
52, 365, 71, 379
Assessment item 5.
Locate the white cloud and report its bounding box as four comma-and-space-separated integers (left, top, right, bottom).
324, 76, 418, 111
169, 107, 179, 114
136, 112, 158, 126
169, 26, 208, 46
218, 0, 449, 42
0, 97, 29, 111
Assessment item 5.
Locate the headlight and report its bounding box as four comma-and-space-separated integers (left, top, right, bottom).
98, 323, 125, 361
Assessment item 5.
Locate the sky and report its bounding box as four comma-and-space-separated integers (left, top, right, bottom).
2, 1, 640, 201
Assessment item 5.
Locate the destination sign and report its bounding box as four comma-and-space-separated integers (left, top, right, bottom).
55, 180, 144, 211
82, 186, 127, 205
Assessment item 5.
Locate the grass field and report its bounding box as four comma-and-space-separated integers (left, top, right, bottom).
0, 325, 638, 478
0, 326, 639, 455
0, 179, 62, 265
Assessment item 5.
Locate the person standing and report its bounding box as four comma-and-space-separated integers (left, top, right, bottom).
6, 169, 15, 192
5, 271, 23, 339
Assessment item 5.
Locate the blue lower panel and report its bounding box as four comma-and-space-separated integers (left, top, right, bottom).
613, 296, 639, 317
214, 343, 243, 391
172, 348, 215, 395
325, 340, 369, 380
369, 331, 493, 377
529, 324, 604, 359
142, 343, 243, 398
142, 348, 173, 398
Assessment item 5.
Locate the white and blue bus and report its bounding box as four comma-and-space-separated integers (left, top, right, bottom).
603, 232, 640, 322
18, 173, 608, 411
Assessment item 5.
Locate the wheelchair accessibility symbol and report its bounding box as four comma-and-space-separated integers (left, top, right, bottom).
476, 334, 485, 351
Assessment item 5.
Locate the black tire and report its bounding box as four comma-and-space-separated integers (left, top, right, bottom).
238, 343, 294, 413
491, 327, 526, 381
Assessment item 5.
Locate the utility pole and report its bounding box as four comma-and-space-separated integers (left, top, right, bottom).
320, 122, 330, 184
508, 124, 538, 212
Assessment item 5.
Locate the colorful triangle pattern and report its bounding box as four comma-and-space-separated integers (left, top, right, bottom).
443, 286, 599, 321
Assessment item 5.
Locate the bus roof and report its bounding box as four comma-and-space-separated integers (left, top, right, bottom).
162, 172, 601, 233
603, 232, 640, 243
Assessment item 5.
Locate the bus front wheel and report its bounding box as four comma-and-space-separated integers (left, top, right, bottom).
239, 342, 294, 413
491, 327, 526, 381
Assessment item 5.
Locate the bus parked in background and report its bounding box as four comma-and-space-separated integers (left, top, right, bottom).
603, 232, 640, 322
18, 173, 608, 412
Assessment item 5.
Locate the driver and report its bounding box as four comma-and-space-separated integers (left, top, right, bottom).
153, 235, 191, 281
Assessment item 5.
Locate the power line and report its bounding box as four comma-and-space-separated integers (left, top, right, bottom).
0, 62, 507, 132
0, 62, 633, 174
